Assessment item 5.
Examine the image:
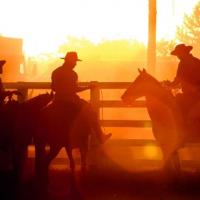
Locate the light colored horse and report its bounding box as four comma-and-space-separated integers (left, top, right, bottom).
121, 69, 200, 171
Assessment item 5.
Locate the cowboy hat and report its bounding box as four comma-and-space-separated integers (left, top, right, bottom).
171, 44, 193, 56
61, 51, 82, 61
0, 60, 6, 74
0, 60, 6, 68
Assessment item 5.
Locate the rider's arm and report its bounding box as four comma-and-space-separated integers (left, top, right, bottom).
76, 80, 98, 93
168, 63, 182, 88
74, 71, 90, 92
170, 76, 180, 87
76, 86, 90, 92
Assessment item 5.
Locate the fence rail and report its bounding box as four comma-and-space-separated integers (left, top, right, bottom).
4, 81, 153, 145
4, 82, 200, 154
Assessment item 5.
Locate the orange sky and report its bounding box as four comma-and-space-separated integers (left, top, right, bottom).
0, 0, 199, 56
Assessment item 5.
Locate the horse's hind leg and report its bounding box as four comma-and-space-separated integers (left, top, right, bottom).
80, 147, 88, 173
46, 144, 62, 166
65, 146, 75, 173
171, 151, 181, 173
79, 136, 88, 173
12, 144, 28, 183
163, 151, 181, 179
35, 141, 48, 183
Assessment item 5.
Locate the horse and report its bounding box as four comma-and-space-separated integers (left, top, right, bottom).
4, 92, 53, 181
34, 100, 93, 178
121, 69, 200, 172
0, 91, 23, 151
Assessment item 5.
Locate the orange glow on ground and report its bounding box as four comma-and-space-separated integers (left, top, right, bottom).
143, 145, 161, 159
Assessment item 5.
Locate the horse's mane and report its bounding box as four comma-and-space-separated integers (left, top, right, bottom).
24, 93, 53, 110
141, 71, 175, 104
140, 71, 161, 86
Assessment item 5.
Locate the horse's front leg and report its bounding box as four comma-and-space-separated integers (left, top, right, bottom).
65, 146, 75, 173
79, 136, 88, 174
79, 146, 88, 174
12, 143, 28, 183
163, 151, 181, 177
170, 151, 181, 173
46, 144, 62, 166
35, 140, 48, 182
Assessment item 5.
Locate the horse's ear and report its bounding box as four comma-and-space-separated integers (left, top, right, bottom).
142, 68, 146, 73
138, 68, 142, 74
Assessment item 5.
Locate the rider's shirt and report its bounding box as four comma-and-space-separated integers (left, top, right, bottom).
174, 54, 200, 94
51, 66, 79, 101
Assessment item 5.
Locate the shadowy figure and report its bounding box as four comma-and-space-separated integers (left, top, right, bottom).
163, 44, 200, 121
0, 60, 52, 197
35, 52, 111, 178
52, 51, 111, 143
0, 60, 53, 182
0, 60, 24, 197
0, 60, 21, 153
0, 60, 9, 149
11, 93, 53, 183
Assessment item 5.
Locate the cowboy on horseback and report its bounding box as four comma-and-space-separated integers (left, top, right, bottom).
51, 51, 111, 143
163, 44, 200, 121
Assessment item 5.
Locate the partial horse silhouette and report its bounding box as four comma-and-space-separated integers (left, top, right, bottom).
1, 92, 53, 181
35, 101, 93, 177
121, 69, 200, 171
0, 91, 22, 151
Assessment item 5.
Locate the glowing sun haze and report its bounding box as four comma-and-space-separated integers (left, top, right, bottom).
0, 0, 198, 56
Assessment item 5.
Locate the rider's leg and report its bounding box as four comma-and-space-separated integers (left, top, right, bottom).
176, 92, 198, 126
80, 104, 111, 143
175, 93, 188, 121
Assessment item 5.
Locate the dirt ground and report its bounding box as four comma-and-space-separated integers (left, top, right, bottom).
1, 156, 200, 200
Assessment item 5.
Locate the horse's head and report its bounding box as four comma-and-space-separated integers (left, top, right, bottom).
121, 68, 160, 104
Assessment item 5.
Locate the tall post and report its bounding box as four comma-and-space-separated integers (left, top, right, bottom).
17, 83, 28, 103
90, 81, 100, 118
147, 0, 157, 74
89, 81, 101, 168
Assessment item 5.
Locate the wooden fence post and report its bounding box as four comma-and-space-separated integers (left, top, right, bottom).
90, 81, 100, 118
17, 83, 28, 103
89, 81, 103, 168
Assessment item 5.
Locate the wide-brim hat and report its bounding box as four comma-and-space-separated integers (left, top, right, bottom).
0, 60, 6, 68
171, 44, 193, 56
61, 51, 82, 61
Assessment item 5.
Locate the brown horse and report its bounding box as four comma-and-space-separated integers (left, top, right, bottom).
0, 92, 53, 182
13, 93, 53, 180
121, 69, 200, 171
35, 100, 93, 177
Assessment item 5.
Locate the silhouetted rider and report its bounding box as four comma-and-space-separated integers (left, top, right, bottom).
164, 44, 200, 119
51, 51, 111, 143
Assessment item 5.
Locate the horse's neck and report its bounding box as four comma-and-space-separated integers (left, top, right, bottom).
145, 90, 177, 122
25, 95, 51, 110
147, 83, 174, 106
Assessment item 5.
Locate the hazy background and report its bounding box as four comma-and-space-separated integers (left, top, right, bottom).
1, 0, 200, 166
